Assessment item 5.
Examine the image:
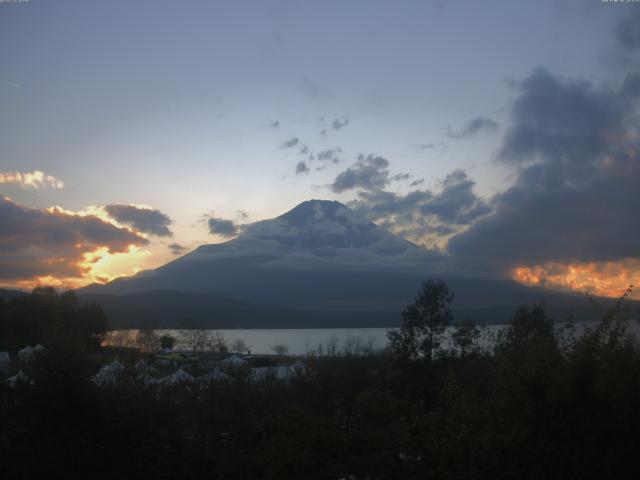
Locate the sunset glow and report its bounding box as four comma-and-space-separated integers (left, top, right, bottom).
77, 245, 153, 285
0, 245, 157, 291
511, 261, 639, 300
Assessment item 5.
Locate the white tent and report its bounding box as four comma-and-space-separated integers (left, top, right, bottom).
92, 359, 124, 387
219, 354, 248, 366
6, 370, 32, 387
134, 359, 159, 385
249, 366, 294, 382
158, 368, 194, 386
18, 346, 35, 362
290, 360, 307, 374
197, 369, 230, 385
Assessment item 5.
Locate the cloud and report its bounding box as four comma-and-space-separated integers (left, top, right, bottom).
299, 144, 311, 156
390, 173, 411, 182
316, 147, 343, 164
348, 170, 489, 244
195, 200, 452, 275
168, 243, 188, 255
446, 116, 499, 139
208, 217, 239, 238
295, 161, 310, 175
0, 170, 64, 189
331, 117, 349, 131
615, 11, 640, 52
496, 68, 622, 165
420, 170, 492, 225
291, 145, 343, 174
331, 154, 390, 193
414, 142, 446, 151
282, 137, 300, 149
104, 204, 173, 237
448, 68, 640, 271
0, 197, 147, 282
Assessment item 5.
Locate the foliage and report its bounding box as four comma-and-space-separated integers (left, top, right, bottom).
159, 334, 176, 350
231, 338, 250, 354
271, 343, 290, 356
210, 331, 229, 354
137, 328, 160, 352
181, 329, 213, 353
387, 279, 453, 360
0, 287, 106, 351
1, 282, 640, 478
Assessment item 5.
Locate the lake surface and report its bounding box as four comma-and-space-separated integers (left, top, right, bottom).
105, 320, 640, 355
104, 325, 507, 355
105, 328, 391, 355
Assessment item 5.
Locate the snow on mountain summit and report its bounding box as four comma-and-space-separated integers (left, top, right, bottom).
189, 199, 444, 270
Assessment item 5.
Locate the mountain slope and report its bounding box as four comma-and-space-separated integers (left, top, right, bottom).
81, 200, 628, 327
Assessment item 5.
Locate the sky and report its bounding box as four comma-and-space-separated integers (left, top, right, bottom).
1, 0, 640, 298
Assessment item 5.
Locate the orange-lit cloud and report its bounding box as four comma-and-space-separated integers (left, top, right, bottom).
78, 245, 152, 285
511, 260, 639, 300
0, 197, 154, 291
2, 246, 156, 291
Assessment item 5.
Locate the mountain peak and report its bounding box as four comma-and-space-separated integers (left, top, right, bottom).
277, 199, 352, 225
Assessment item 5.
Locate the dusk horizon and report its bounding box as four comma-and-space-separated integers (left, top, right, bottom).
4, 3, 640, 478
3, 1, 640, 301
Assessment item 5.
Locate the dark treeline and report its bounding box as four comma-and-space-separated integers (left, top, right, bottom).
0, 287, 106, 352
1, 282, 640, 479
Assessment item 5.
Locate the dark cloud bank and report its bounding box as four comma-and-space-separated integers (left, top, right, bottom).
448, 67, 640, 271
348, 169, 489, 241
328, 29, 640, 277
105, 204, 173, 237
328, 149, 489, 243
0, 197, 147, 281
331, 155, 391, 193
208, 217, 239, 238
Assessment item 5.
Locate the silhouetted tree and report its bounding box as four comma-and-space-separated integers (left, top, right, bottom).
231, 338, 250, 354
388, 280, 453, 360
159, 335, 176, 350
451, 319, 481, 357
137, 328, 160, 352
214, 332, 228, 354
0, 288, 106, 351
271, 343, 289, 356
181, 329, 212, 353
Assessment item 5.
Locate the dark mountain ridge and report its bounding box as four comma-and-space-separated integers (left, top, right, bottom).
80, 200, 632, 328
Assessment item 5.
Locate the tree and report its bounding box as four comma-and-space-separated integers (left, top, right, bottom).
210, 332, 229, 354
388, 280, 453, 360
451, 320, 481, 357
159, 335, 176, 350
137, 328, 160, 352
271, 343, 289, 356
0, 287, 106, 351
181, 329, 212, 353
231, 338, 250, 354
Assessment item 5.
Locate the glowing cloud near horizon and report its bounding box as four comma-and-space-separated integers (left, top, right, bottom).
511, 260, 639, 300
0, 197, 169, 291
2, 245, 154, 291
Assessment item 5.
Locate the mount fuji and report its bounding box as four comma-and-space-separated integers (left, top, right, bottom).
80, 200, 618, 329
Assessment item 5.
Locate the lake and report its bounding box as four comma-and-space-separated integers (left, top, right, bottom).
104, 320, 640, 355
104, 325, 504, 355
